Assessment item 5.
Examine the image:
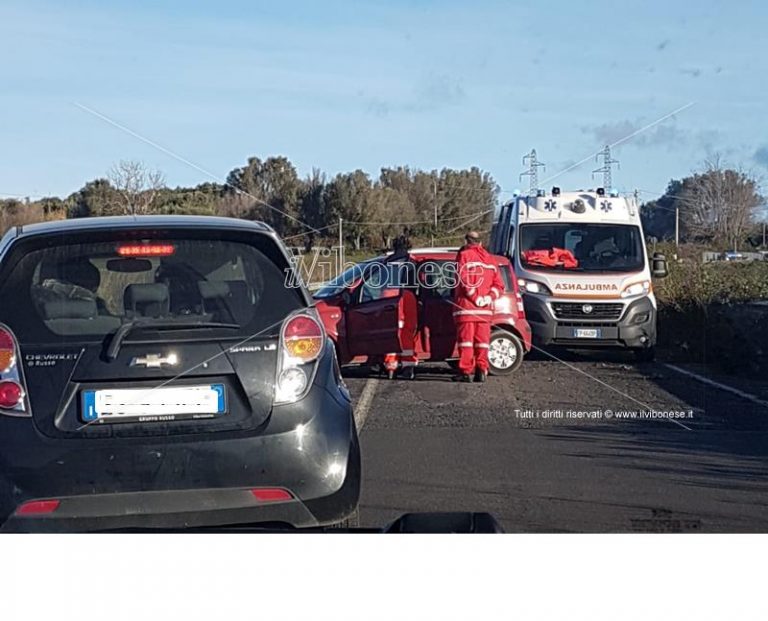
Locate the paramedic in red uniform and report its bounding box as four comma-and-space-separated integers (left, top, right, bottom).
453, 231, 504, 383
382, 235, 419, 380
382, 287, 418, 380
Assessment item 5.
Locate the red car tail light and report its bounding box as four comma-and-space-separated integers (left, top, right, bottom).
16, 499, 61, 516
0, 324, 30, 417
281, 314, 324, 363
250, 488, 293, 503
117, 244, 176, 257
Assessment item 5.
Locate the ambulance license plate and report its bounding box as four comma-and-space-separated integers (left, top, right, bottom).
573, 328, 601, 339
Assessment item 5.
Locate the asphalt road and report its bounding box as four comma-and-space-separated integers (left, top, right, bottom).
344, 350, 768, 533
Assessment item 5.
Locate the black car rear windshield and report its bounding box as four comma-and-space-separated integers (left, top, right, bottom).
0, 229, 305, 343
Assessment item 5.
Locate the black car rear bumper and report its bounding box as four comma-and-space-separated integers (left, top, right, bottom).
0, 384, 360, 532
523, 294, 657, 349
2, 443, 360, 533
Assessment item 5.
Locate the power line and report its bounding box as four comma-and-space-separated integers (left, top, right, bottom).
75, 102, 325, 236
281, 223, 339, 242
432, 227, 492, 243
539, 102, 696, 187
635, 189, 703, 210
354, 211, 491, 226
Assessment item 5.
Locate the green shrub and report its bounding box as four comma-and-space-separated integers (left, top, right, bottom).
655, 260, 768, 311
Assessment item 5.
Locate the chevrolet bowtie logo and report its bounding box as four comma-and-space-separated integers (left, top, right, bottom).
130, 353, 179, 368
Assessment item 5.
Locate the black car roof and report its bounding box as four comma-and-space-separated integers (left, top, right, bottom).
14, 215, 273, 237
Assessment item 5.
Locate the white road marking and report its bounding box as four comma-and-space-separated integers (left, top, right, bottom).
354, 378, 378, 431
532, 345, 692, 430
664, 364, 768, 411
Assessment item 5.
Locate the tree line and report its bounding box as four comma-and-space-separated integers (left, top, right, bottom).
5, 154, 764, 252
640, 158, 766, 251
0, 156, 498, 251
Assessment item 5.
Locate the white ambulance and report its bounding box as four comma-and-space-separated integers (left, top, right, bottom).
490, 188, 668, 361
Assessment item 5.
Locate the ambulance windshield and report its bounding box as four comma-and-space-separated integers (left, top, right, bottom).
519, 224, 645, 273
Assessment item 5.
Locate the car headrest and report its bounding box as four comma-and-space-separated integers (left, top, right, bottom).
198, 281, 230, 299
59, 259, 101, 293
42, 298, 97, 320
124, 283, 170, 317
40, 258, 101, 293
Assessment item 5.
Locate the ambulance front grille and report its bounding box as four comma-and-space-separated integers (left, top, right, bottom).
551, 302, 623, 320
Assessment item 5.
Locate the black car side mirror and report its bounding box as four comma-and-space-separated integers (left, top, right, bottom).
341, 290, 353, 306
651, 252, 668, 279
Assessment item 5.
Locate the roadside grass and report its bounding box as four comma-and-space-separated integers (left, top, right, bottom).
654, 251, 768, 377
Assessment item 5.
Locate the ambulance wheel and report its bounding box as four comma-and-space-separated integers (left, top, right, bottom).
488, 330, 524, 376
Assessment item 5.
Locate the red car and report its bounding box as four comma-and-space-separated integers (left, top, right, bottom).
313, 248, 532, 375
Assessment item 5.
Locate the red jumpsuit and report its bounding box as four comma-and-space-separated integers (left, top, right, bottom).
453, 244, 504, 375
383, 289, 419, 374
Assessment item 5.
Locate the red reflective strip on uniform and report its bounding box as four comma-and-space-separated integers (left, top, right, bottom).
457, 341, 473, 347
475, 343, 490, 349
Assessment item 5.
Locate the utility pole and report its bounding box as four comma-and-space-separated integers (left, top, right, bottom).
763, 221, 766, 248
520, 149, 545, 195
432, 178, 438, 247
338, 217, 344, 275
592, 145, 620, 191
675, 207, 680, 253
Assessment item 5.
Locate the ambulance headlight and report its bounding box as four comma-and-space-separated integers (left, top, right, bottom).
621, 281, 651, 298
518, 279, 552, 296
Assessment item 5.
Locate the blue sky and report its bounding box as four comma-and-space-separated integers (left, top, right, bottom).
1, 0, 766, 202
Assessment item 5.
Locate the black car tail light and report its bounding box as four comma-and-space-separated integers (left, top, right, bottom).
0, 328, 16, 374
116, 243, 176, 257
0, 324, 30, 417
274, 312, 325, 405
250, 488, 293, 503
15, 499, 61, 516
282, 314, 323, 363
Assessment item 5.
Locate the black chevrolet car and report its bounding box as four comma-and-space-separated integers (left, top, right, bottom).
0, 216, 360, 532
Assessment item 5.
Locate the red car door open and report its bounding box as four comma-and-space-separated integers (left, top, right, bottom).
345, 279, 402, 358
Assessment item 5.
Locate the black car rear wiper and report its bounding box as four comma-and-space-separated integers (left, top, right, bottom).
106, 320, 240, 361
